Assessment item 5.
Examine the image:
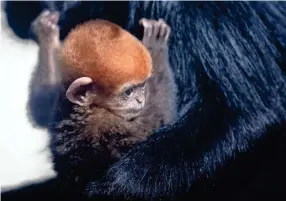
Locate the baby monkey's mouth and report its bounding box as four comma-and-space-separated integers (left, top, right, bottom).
122, 109, 143, 121
107, 107, 143, 122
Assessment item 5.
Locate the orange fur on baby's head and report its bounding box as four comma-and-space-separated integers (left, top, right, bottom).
60, 19, 152, 94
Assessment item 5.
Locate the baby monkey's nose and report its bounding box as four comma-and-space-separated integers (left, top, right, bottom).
136, 96, 145, 105
136, 98, 143, 104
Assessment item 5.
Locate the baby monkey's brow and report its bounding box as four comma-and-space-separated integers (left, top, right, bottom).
123, 81, 147, 92
136, 81, 146, 88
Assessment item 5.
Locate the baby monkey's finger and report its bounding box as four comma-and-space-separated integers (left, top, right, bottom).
164, 25, 171, 41
158, 19, 170, 41
140, 18, 152, 38
49, 12, 60, 24
40, 10, 50, 18
152, 22, 160, 40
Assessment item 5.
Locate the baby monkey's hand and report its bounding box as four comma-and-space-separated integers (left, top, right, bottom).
31, 10, 60, 46
139, 18, 171, 51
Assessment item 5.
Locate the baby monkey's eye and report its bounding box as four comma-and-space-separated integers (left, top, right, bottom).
123, 87, 134, 98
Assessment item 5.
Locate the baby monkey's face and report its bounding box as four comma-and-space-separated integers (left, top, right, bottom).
104, 81, 148, 121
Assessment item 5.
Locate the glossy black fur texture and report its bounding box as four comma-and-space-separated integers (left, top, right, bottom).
2, 1, 286, 201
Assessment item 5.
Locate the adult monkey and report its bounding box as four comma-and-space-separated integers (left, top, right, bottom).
2, 1, 286, 201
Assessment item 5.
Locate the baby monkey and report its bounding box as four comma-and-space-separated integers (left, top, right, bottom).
29, 10, 177, 182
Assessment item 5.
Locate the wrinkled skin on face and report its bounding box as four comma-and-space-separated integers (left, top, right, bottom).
93, 81, 148, 121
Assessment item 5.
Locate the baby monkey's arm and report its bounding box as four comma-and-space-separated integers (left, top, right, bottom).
28, 10, 62, 127
31, 10, 61, 87
139, 18, 177, 127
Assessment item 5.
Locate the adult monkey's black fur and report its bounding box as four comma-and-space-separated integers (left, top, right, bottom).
2, 1, 286, 201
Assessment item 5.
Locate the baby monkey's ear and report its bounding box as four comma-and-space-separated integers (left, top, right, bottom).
66, 77, 94, 106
